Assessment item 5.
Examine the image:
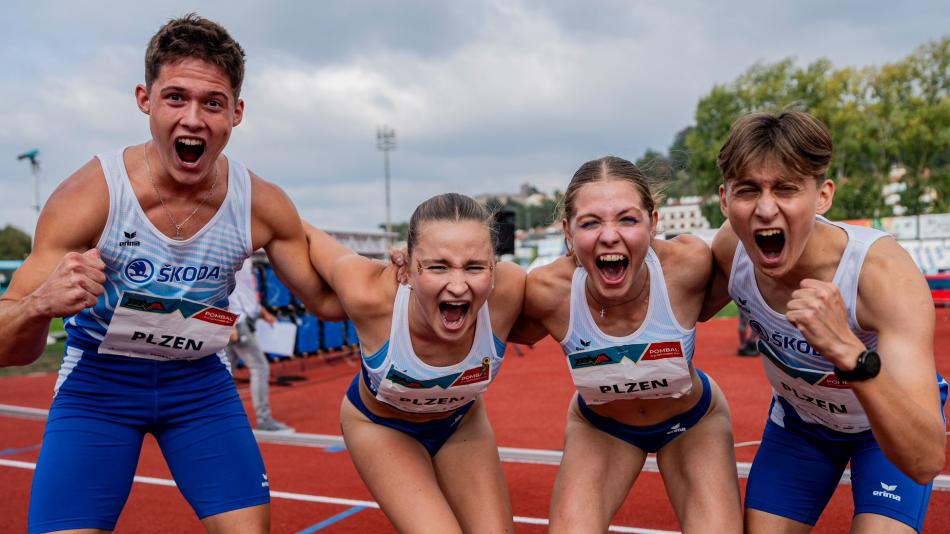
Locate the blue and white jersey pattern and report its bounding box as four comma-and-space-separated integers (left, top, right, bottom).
560, 247, 697, 404
60, 148, 252, 390
361, 284, 507, 414
729, 217, 883, 433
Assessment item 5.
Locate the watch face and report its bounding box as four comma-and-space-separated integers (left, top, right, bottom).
863, 350, 881, 377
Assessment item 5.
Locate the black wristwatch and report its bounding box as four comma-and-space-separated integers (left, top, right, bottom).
834, 350, 881, 382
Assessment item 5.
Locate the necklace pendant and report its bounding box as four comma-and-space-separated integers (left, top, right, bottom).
600, 307, 605, 318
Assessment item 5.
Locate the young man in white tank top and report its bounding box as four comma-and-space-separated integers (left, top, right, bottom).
703, 110, 947, 533
0, 15, 341, 534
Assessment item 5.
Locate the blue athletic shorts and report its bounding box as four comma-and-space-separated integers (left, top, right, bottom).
345, 373, 474, 456
746, 381, 948, 533
576, 368, 713, 453
28, 352, 270, 534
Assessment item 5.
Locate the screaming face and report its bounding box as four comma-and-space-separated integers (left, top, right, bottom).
135, 58, 244, 187
566, 179, 656, 303
720, 158, 834, 278
408, 219, 495, 342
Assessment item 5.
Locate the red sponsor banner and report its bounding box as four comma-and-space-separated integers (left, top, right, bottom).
452, 366, 490, 386
641, 341, 683, 361
193, 307, 238, 326
817, 374, 851, 389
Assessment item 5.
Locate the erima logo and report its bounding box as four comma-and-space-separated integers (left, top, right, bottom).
119, 230, 140, 247
872, 482, 901, 501
575, 338, 593, 351
666, 423, 686, 435
125, 258, 155, 283
261, 474, 269, 488
736, 296, 750, 311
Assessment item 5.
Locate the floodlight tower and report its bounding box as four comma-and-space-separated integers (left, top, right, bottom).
17, 149, 41, 242
376, 126, 396, 240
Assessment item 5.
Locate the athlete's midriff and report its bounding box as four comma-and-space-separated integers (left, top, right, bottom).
354, 377, 473, 423
583, 364, 705, 426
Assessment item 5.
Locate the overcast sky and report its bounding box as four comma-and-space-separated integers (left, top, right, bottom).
1, 0, 947, 234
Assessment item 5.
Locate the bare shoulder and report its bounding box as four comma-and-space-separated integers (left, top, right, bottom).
250, 172, 295, 220
334, 256, 398, 319
39, 158, 110, 250
248, 171, 304, 247
524, 256, 573, 319
655, 234, 711, 265
857, 236, 933, 331
654, 235, 712, 290
494, 261, 527, 297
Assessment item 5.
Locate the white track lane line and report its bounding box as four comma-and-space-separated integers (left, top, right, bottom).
0, 458, 677, 533
3, 403, 949, 491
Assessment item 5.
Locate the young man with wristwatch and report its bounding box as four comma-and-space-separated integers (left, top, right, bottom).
702, 110, 947, 534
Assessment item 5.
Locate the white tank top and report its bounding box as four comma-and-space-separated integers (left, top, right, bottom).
361, 284, 507, 414
560, 247, 697, 404
728, 217, 883, 433
63, 147, 251, 369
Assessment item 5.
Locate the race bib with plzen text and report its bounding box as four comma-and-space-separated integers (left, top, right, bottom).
99, 291, 237, 361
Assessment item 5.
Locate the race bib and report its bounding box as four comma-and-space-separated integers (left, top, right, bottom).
758, 340, 869, 433
100, 291, 237, 361
568, 341, 692, 404
376, 357, 492, 413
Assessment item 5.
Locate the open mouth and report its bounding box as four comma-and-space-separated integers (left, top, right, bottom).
595, 253, 629, 282
438, 301, 470, 330
175, 137, 205, 164
754, 229, 785, 260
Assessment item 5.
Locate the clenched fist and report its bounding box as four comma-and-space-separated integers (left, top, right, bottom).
786, 278, 866, 370
31, 249, 107, 318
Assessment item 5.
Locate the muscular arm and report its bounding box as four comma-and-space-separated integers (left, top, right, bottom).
849, 239, 945, 483
0, 160, 107, 366
250, 174, 345, 321
787, 237, 945, 483
699, 221, 738, 322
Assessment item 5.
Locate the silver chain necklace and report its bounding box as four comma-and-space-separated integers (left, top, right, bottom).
585, 270, 649, 318
144, 145, 218, 240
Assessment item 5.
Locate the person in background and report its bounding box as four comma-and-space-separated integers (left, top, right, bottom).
737, 306, 760, 356
227, 256, 293, 432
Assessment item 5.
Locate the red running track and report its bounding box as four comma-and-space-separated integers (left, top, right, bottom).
1, 311, 949, 533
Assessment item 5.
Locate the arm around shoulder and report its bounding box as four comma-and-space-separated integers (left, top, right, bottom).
251, 174, 345, 320
699, 222, 738, 321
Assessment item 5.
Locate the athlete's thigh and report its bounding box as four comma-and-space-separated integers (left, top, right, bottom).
340, 398, 462, 534
549, 396, 647, 534
156, 363, 270, 520
656, 381, 741, 534
432, 399, 514, 534
29, 406, 145, 534
744, 421, 848, 533
201, 503, 269, 534
849, 439, 929, 534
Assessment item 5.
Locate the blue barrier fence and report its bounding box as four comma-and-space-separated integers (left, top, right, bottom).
255, 264, 358, 358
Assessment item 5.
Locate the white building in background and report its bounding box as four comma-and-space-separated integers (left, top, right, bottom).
657, 203, 710, 236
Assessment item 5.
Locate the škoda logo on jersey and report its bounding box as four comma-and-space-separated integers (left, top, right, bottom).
386, 357, 492, 389
569, 341, 683, 370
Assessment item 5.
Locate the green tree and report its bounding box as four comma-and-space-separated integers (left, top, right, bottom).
682, 37, 950, 220
0, 225, 31, 259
